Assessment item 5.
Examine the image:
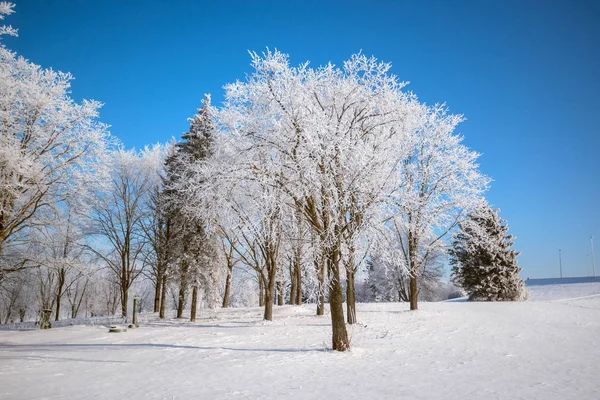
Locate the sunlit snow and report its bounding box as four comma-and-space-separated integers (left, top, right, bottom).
1, 281, 599, 399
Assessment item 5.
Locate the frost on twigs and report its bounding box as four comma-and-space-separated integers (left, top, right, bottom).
0, 2, 18, 38
0, 27, 112, 274
179, 49, 489, 349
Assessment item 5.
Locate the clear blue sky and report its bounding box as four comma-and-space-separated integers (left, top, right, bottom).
6, 0, 600, 278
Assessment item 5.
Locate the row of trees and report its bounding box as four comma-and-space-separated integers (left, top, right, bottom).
1, 3, 527, 352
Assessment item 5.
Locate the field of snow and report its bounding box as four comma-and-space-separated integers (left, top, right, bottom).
1, 282, 599, 399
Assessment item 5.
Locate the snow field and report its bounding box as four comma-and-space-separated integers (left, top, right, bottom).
1, 282, 599, 399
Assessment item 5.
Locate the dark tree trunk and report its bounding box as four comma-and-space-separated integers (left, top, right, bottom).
159, 275, 167, 319
222, 263, 233, 308
276, 281, 284, 306
121, 284, 128, 318
328, 247, 349, 351
295, 256, 302, 305
263, 277, 274, 321
409, 232, 419, 311
316, 252, 325, 316
190, 286, 198, 322
153, 270, 161, 313
258, 277, 265, 307
409, 274, 418, 310
263, 249, 278, 320
177, 260, 188, 318
289, 260, 297, 305
55, 268, 66, 321
346, 267, 356, 324
120, 255, 129, 317
292, 207, 303, 305
177, 284, 186, 318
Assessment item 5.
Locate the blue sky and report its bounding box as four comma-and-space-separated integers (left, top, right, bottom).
6, 0, 600, 278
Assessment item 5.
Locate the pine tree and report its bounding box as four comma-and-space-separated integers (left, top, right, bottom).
163, 94, 221, 319
450, 205, 528, 301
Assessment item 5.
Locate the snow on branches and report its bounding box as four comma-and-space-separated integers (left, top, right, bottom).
178, 49, 489, 350
0, 8, 112, 276
450, 205, 528, 301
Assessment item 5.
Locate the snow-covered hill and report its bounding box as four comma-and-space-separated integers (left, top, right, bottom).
1, 282, 599, 399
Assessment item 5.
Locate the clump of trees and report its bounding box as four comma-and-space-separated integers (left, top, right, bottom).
177, 50, 489, 350
2, 2, 527, 352
0, 3, 222, 325
450, 205, 528, 301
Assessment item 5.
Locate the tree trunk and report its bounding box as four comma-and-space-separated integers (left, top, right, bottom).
277, 280, 284, 306
222, 263, 233, 308
177, 284, 186, 318
258, 277, 265, 307
346, 267, 356, 324
263, 248, 278, 320
295, 263, 302, 305
153, 271, 161, 313
177, 260, 188, 318
316, 252, 325, 316
408, 231, 419, 310
55, 268, 66, 321
409, 274, 418, 310
328, 247, 349, 351
120, 285, 128, 318
159, 274, 167, 319
120, 253, 128, 318
294, 206, 303, 305
263, 276, 274, 321
294, 254, 302, 305
289, 260, 297, 305
190, 286, 198, 322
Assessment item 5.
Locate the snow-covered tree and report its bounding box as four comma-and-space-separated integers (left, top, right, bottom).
0, 3, 111, 281
164, 95, 221, 320
212, 50, 425, 350
386, 105, 489, 310
181, 49, 488, 351
367, 222, 446, 302
450, 205, 528, 301
0, 2, 17, 38
90, 146, 165, 317
27, 203, 95, 321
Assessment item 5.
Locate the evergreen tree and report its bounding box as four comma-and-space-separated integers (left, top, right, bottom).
163, 94, 221, 318
450, 205, 528, 301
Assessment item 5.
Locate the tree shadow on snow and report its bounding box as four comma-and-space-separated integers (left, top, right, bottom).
0, 354, 129, 363
0, 342, 325, 353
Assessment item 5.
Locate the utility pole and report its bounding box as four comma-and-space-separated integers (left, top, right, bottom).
591, 237, 597, 278
559, 249, 563, 279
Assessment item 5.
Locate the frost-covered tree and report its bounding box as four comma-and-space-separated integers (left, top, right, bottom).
28, 203, 95, 321
90, 146, 165, 317
218, 217, 241, 309
164, 95, 221, 319
182, 50, 488, 351
0, 2, 17, 38
450, 205, 528, 301
367, 223, 445, 302
212, 50, 424, 350
386, 105, 489, 310
0, 3, 111, 280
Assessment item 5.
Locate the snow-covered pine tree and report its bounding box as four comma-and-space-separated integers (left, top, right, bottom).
164, 94, 221, 319
450, 205, 528, 301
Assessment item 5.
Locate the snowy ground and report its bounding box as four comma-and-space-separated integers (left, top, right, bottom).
1, 283, 599, 400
